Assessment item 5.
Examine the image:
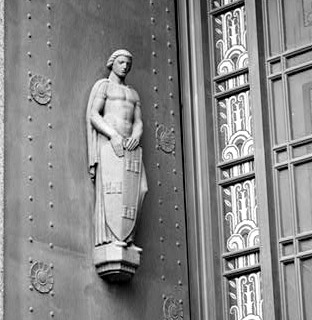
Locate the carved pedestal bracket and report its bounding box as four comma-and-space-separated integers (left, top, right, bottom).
94, 243, 142, 282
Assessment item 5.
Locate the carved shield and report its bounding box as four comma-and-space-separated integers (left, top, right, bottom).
101, 144, 142, 241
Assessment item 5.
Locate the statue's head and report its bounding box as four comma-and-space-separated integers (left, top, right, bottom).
106, 49, 133, 78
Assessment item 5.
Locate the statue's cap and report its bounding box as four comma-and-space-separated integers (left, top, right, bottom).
106, 49, 133, 69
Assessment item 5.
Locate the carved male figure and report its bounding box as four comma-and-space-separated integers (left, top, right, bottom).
86, 49, 147, 249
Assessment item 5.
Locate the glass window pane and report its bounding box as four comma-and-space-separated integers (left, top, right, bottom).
283, 0, 312, 50
299, 238, 312, 253
272, 79, 287, 145
277, 168, 293, 238
283, 262, 299, 320
288, 68, 312, 140
294, 162, 312, 233
293, 141, 312, 158
266, 0, 281, 56
301, 258, 312, 319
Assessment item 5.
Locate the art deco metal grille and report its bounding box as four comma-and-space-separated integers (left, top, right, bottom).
208, 0, 263, 318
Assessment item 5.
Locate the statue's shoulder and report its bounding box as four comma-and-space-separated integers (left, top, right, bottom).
94, 78, 110, 89
92, 78, 110, 97
127, 85, 140, 102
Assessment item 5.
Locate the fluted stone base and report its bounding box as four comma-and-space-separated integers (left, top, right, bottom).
94, 243, 142, 282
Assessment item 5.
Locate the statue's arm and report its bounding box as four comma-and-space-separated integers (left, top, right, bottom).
90, 97, 124, 157
126, 100, 143, 151
132, 101, 143, 140
90, 97, 116, 138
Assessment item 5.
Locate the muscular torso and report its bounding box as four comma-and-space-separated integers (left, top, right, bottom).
103, 81, 139, 138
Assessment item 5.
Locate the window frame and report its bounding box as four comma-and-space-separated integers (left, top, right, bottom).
177, 0, 280, 319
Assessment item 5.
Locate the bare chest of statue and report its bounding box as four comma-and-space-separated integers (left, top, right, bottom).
103, 81, 140, 137
106, 82, 138, 107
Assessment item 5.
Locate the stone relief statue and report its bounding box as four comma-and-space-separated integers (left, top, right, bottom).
86, 49, 148, 281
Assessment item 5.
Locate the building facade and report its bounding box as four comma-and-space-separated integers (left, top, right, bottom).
3, 0, 312, 319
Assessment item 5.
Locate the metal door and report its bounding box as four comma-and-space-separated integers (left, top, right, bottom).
4, 0, 190, 319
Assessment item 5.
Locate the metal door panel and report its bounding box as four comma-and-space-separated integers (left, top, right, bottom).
5, 0, 190, 319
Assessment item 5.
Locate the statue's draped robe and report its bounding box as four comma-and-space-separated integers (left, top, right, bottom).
86, 79, 148, 246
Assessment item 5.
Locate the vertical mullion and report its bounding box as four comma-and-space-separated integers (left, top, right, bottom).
296, 257, 304, 319
209, 4, 227, 317
280, 261, 287, 319
177, 1, 208, 319
245, 0, 279, 319
290, 160, 304, 319
276, 0, 285, 54
282, 71, 291, 146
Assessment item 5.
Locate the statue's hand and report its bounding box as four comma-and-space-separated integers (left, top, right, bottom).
125, 137, 139, 151
110, 134, 124, 157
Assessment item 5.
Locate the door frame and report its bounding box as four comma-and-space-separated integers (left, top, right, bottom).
177, 1, 216, 319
